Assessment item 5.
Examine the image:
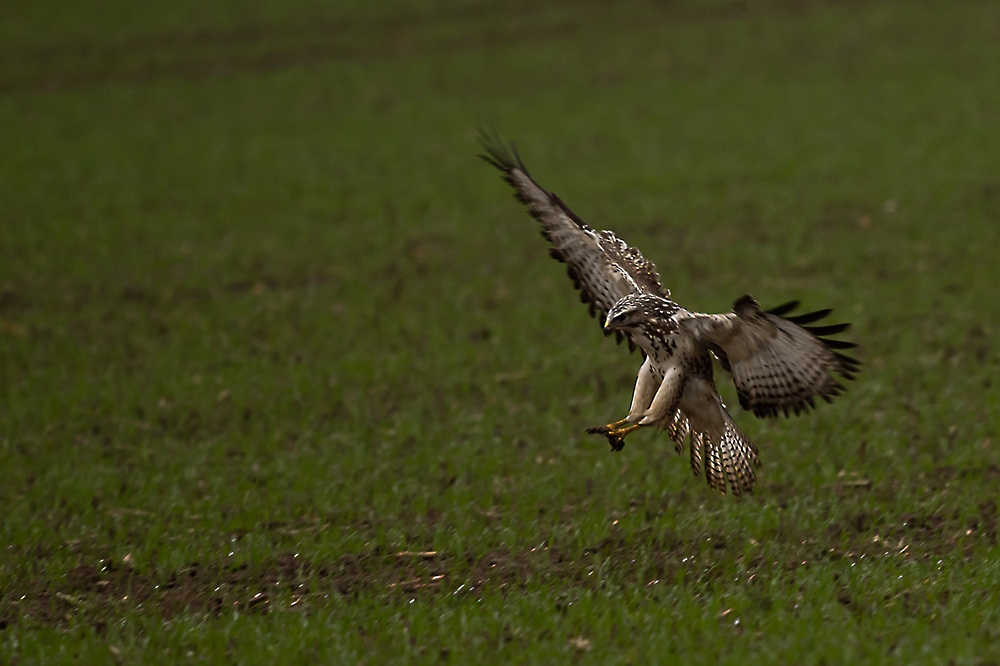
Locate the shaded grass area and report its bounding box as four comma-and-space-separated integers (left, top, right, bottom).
3, 0, 1000, 662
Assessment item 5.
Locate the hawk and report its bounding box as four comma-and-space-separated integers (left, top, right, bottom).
478, 131, 859, 497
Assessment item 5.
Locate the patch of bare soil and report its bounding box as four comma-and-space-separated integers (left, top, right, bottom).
1, 547, 536, 630
4, 464, 996, 630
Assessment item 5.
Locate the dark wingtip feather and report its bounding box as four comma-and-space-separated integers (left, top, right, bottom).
475, 127, 530, 176
477, 152, 505, 171
510, 141, 529, 174
834, 351, 861, 364
834, 352, 862, 377
804, 322, 851, 336
824, 339, 858, 350
766, 300, 800, 316
769, 300, 861, 376
785, 308, 832, 325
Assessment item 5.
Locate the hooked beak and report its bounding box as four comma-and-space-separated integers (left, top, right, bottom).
603, 314, 617, 332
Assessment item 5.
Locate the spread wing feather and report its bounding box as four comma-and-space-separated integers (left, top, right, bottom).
679, 295, 859, 418
478, 130, 667, 351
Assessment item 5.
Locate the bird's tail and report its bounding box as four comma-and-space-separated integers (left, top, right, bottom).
665, 407, 761, 497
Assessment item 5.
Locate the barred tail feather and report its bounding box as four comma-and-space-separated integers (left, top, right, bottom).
667, 407, 759, 497
690, 431, 705, 479
718, 409, 760, 496
704, 433, 726, 494
666, 409, 690, 456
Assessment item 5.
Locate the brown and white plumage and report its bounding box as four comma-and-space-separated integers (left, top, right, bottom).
478, 131, 859, 497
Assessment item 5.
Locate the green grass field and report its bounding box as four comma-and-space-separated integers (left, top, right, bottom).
3, 0, 1000, 662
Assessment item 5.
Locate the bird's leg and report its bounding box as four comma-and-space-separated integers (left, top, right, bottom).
586, 358, 661, 452
587, 422, 646, 452
585, 359, 660, 434
585, 416, 632, 436
586, 415, 642, 451
609, 424, 644, 438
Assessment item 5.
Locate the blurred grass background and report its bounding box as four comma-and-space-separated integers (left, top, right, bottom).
2, 0, 1000, 662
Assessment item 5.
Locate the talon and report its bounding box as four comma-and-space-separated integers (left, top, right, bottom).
589, 420, 643, 452
587, 417, 631, 436
609, 424, 643, 438
607, 434, 625, 452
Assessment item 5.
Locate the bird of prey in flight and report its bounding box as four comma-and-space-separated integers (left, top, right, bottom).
478, 131, 859, 497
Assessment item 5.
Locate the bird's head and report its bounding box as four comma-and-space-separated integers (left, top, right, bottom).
604, 293, 677, 333
604, 294, 645, 332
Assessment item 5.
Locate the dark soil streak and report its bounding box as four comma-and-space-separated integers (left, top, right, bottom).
4, 485, 991, 631
3, 0, 893, 94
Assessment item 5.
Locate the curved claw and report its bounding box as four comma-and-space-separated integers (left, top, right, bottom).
587, 422, 643, 452
586, 416, 631, 436
606, 434, 626, 452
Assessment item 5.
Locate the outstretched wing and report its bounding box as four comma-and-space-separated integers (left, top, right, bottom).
478, 130, 666, 351
679, 295, 860, 418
